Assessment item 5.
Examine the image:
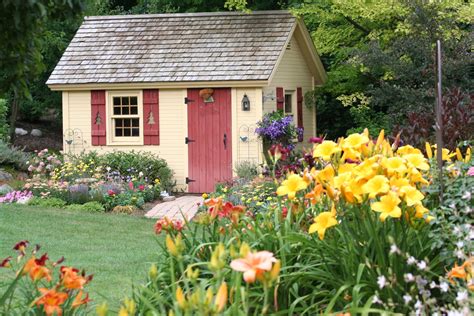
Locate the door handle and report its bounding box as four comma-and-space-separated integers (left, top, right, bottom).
223, 133, 227, 149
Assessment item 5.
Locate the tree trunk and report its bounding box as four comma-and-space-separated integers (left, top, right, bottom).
9, 92, 19, 142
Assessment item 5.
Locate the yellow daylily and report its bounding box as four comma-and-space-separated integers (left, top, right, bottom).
362, 175, 390, 199
425, 142, 433, 159
342, 133, 369, 149
176, 287, 186, 309
415, 204, 430, 219
313, 141, 341, 161
382, 157, 407, 174
404, 154, 430, 171
371, 192, 402, 221
400, 186, 424, 206
397, 145, 422, 156
309, 209, 338, 240
276, 173, 308, 200
316, 165, 335, 184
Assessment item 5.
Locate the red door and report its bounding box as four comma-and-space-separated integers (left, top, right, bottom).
187, 88, 232, 193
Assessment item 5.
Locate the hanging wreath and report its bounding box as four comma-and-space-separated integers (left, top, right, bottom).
199, 88, 214, 101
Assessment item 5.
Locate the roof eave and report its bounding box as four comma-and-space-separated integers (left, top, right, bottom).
47, 79, 269, 91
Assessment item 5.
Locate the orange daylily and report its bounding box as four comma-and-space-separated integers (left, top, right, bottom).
230, 250, 277, 283
305, 183, 324, 204
35, 288, 68, 316
72, 290, 90, 308
60, 266, 88, 290
447, 262, 467, 283
214, 282, 227, 312
23, 254, 52, 282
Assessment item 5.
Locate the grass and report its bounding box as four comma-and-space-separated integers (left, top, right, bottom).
0, 204, 162, 308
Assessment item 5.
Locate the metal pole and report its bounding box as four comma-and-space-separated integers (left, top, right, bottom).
435, 40, 444, 202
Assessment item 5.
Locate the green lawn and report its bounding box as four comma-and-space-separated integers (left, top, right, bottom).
0, 204, 161, 307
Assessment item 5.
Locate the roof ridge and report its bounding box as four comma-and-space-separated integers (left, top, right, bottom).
85, 10, 292, 21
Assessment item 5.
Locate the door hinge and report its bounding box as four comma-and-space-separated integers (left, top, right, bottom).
184, 97, 194, 104
185, 177, 196, 184
185, 137, 195, 144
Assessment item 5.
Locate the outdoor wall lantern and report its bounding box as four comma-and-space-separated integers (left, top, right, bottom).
241, 94, 250, 111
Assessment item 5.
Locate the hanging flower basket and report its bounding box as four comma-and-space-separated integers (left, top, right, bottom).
199, 88, 214, 100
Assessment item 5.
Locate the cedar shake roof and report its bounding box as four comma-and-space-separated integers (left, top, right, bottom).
47, 11, 298, 85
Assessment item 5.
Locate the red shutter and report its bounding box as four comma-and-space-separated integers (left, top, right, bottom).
297, 87, 303, 128
91, 90, 106, 146
276, 87, 284, 111
143, 89, 160, 145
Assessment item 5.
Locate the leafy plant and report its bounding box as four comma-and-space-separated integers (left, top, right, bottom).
28, 197, 67, 208
0, 99, 8, 141
65, 201, 105, 213
234, 160, 259, 181
0, 140, 30, 171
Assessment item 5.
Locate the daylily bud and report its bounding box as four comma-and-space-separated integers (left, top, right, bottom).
166, 235, 178, 256
215, 282, 228, 312
124, 298, 136, 315
149, 263, 158, 279
96, 302, 108, 316
465, 147, 471, 163
425, 142, 433, 159
205, 287, 213, 305
270, 260, 281, 281
375, 129, 384, 148
186, 267, 199, 280
176, 286, 186, 309
239, 242, 250, 258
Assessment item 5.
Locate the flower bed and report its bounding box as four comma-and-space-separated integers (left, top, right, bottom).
1, 149, 175, 213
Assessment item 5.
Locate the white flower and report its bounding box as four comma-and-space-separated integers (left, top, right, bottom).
390, 244, 400, 254
453, 226, 462, 236
414, 300, 423, 315
377, 275, 387, 289
106, 167, 111, 172
407, 256, 417, 265
461, 191, 471, 200
455, 249, 465, 259
372, 295, 382, 304
417, 260, 427, 270
456, 241, 465, 248
404, 273, 415, 282
139, 171, 144, 177
430, 281, 437, 289
439, 282, 449, 293
403, 294, 412, 304
456, 290, 468, 303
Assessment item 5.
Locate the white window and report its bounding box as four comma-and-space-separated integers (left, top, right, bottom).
284, 91, 296, 124
107, 91, 143, 145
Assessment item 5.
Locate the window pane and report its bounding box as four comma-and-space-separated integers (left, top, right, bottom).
130, 97, 138, 105
130, 106, 138, 115
113, 107, 121, 115
122, 97, 129, 106
132, 128, 139, 136
123, 119, 130, 127
284, 94, 292, 113
115, 119, 123, 127
115, 128, 123, 137
122, 107, 129, 115
124, 129, 131, 137
113, 97, 121, 106
132, 118, 139, 127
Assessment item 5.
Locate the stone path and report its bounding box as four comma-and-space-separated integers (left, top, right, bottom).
145, 195, 203, 221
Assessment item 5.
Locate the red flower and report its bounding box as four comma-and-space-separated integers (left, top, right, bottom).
269, 144, 290, 161
0, 256, 12, 268
128, 182, 134, 190
13, 240, 29, 253
281, 207, 288, 219
107, 190, 115, 196
138, 184, 145, 191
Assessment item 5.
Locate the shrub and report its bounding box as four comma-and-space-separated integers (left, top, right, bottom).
28, 197, 67, 208
65, 201, 105, 212
90, 150, 174, 192
0, 99, 8, 141
234, 160, 259, 181
0, 141, 30, 171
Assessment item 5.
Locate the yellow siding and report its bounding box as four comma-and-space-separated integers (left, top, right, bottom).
232, 88, 263, 171
63, 89, 188, 191
263, 35, 316, 141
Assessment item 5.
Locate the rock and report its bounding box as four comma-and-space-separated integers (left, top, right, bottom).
15, 128, 28, 136
30, 129, 43, 137
0, 170, 13, 182
163, 196, 176, 202
0, 184, 13, 195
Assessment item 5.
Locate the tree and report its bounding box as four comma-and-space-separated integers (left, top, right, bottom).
0, 0, 84, 140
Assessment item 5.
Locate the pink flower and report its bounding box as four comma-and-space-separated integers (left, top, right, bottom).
128, 182, 134, 190
107, 190, 115, 196
230, 250, 277, 283
467, 167, 474, 176
138, 184, 145, 191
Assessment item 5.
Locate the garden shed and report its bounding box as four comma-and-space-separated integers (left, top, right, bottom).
47, 10, 327, 193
